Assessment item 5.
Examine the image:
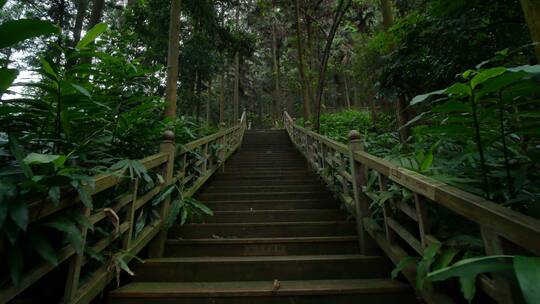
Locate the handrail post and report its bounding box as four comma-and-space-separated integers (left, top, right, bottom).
148, 130, 175, 258
218, 122, 227, 173
348, 130, 377, 255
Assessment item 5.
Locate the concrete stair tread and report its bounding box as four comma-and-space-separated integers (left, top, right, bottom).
110, 279, 411, 298
166, 236, 358, 244
144, 254, 375, 263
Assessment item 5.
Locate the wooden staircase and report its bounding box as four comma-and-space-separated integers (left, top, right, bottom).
108, 130, 416, 303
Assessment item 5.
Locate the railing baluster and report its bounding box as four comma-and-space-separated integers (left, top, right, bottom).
122, 179, 139, 250
348, 130, 377, 255
63, 207, 91, 302
414, 193, 430, 249
378, 175, 396, 244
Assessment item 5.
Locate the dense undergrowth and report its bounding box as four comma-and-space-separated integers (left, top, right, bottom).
305, 60, 540, 303
0, 18, 217, 288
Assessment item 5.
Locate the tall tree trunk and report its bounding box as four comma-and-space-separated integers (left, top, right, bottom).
380, 0, 394, 30
344, 74, 351, 109
233, 4, 240, 121
72, 0, 88, 45
295, 0, 312, 122
519, 0, 540, 61
220, 70, 225, 124
304, 9, 316, 110
207, 79, 212, 124
88, 0, 105, 29
314, 0, 351, 130
196, 71, 202, 124
271, 1, 281, 123
163, 0, 181, 120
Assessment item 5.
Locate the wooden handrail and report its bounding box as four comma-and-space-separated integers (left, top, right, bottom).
0, 112, 248, 304
283, 111, 540, 304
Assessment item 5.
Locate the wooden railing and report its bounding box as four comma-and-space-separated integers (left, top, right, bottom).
284, 111, 540, 304
0, 112, 247, 304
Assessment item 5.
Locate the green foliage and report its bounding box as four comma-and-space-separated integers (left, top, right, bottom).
428, 255, 540, 303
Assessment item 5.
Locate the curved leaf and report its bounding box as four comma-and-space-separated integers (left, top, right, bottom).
514, 257, 540, 304
0, 68, 18, 93
471, 67, 506, 89
0, 19, 59, 49
428, 255, 514, 282
76, 23, 108, 49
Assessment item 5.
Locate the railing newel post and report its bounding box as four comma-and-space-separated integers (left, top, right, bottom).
348, 130, 377, 255
148, 130, 175, 258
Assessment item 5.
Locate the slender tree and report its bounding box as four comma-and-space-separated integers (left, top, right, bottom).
163, 0, 182, 119
380, 0, 394, 30
234, 2, 240, 121
88, 0, 105, 29
294, 0, 312, 122
72, 0, 88, 45
270, 0, 281, 123
314, 0, 351, 130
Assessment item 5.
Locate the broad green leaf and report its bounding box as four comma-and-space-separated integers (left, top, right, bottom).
0, 0, 7, 9
86, 248, 105, 263
70, 83, 91, 98
0, 68, 18, 93
514, 257, 540, 304
417, 243, 442, 289
39, 57, 58, 80
477, 71, 527, 95
8, 242, 23, 286
432, 100, 469, 113
28, 233, 59, 266
445, 83, 471, 97
508, 64, 540, 75
420, 150, 433, 172
391, 256, 417, 279
0, 19, 59, 49
151, 184, 176, 206
165, 199, 182, 229
190, 200, 213, 216
43, 216, 84, 254
459, 275, 477, 303
471, 67, 507, 89
76, 23, 108, 49
180, 208, 188, 225
433, 247, 460, 270
428, 255, 514, 282
71, 181, 93, 209
9, 200, 28, 231
23, 153, 61, 165
410, 88, 446, 105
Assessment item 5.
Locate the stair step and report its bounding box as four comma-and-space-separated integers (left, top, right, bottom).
203, 209, 347, 223
208, 179, 321, 187
215, 172, 314, 179
132, 255, 390, 282
199, 192, 333, 202
168, 221, 356, 238
165, 236, 360, 257
109, 279, 416, 304
204, 199, 338, 211
201, 185, 326, 194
